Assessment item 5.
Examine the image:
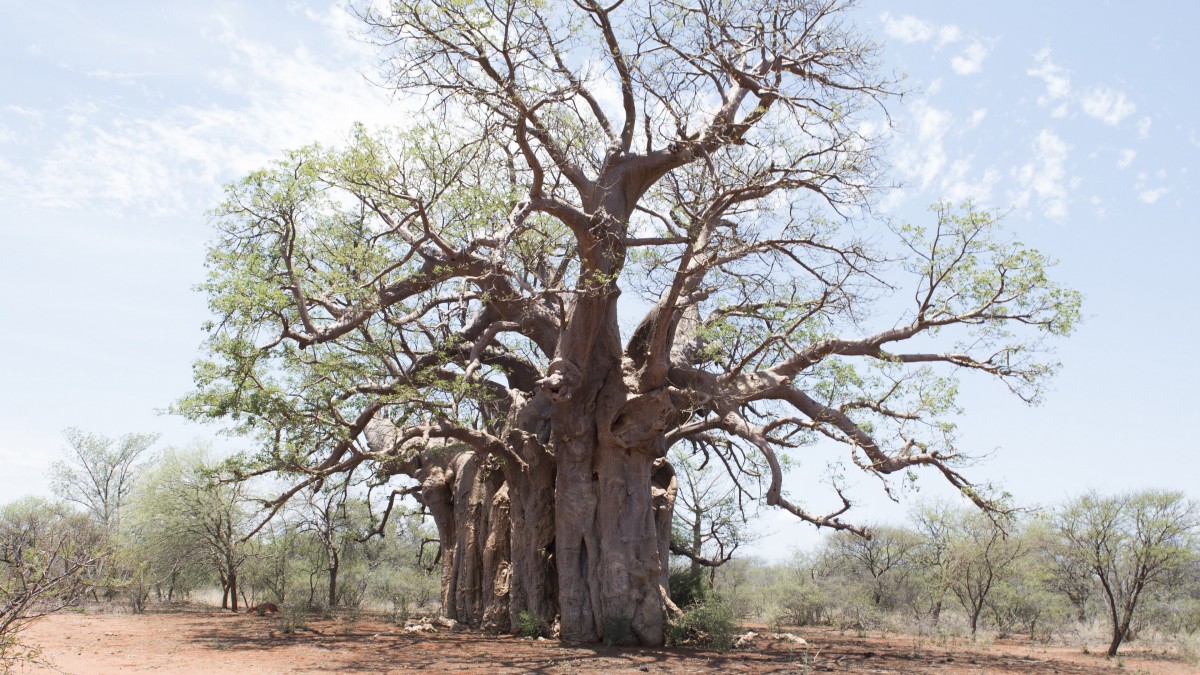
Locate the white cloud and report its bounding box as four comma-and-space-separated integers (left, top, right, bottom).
951, 41, 989, 75
1028, 48, 1071, 106
0, 15, 403, 216
968, 108, 987, 127
1137, 116, 1152, 139
879, 12, 991, 78
881, 12, 936, 43
893, 100, 952, 189
1116, 149, 1136, 170
1080, 86, 1136, 126
1138, 187, 1168, 204
937, 25, 962, 47
942, 161, 999, 204
889, 101, 998, 204
1134, 170, 1169, 204
1014, 129, 1070, 220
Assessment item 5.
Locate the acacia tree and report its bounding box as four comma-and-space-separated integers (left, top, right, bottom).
292, 481, 375, 609
669, 448, 753, 582
826, 525, 920, 609
1054, 490, 1198, 657
180, 0, 1080, 645
49, 428, 158, 534
943, 510, 1025, 640
1, 499, 105, 667
137, 449, 255, 611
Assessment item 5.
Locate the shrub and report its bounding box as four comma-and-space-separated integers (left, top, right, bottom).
516, 611, 545, 638
774, 581, 834, 627
279, 605, 309, 634
669, 568, 710, 608
665, 597, 739, 651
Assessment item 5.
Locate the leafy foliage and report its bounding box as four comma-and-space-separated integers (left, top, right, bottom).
665, 597, 739, 651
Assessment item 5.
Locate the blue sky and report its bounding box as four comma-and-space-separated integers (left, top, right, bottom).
1, 2, 1197, 558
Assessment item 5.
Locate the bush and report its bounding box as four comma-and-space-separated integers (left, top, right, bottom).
516, 611, 545, 638
279, 605, 309, 634
669, 568, 710, 608
665, 598, 739, 651
774, 581, 834, 627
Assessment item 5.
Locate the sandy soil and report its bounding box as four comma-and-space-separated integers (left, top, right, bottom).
12, 608, 1199, 674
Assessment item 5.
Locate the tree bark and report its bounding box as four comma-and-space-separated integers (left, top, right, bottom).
555, 357, 676, 645
229, 570, 239, 612
328, 555, 339, 609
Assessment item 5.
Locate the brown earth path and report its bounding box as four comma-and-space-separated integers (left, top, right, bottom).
12, 610, 1198, 674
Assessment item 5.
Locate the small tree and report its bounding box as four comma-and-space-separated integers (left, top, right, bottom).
292, 482, 370, 610
826, 525, 920, 610
136, 449, 255, 611
1, 499, 105, 668
49, 428, 157, 534
669, 448, 755, 586
1053, 490, 1198, 657
913, 503, 1024, 639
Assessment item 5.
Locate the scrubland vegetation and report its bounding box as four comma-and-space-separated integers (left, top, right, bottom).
4, 428, 1197, 671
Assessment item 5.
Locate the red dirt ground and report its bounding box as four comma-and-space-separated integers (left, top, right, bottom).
13, 609, 1199, 674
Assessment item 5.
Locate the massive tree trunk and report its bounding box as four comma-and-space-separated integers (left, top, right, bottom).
555, 374, 677, 645
545, 230, 679, 645
369, 323, 678, 645
374, 424, 559, 633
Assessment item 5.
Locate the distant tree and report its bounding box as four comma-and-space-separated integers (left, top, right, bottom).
292, 481, 368, 609
242, 515, 302, 607
1, 498, 105, 668
908, 503, 957, 626
49, 427, 157, 534
1030, 516, 1095, 623
1053, 490, 1198, 657
135, 449, 255, 611
914, 503, 1024, 639
826, 525, 920, 609
669, 448, 755, 583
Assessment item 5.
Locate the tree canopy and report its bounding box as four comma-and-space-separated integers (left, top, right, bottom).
179, 0, 1080, 645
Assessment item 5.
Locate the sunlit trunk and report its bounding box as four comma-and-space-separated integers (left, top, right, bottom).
555, 359, 676, 646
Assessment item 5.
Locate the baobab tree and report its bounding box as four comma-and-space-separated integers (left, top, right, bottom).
180, 0, 1080, 645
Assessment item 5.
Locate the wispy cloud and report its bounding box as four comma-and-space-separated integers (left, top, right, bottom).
1138, 187, 1168, 204
880, 13, 990, 76
942, 160, 999, 204
1135, 170, 1169, 204
0, 12, 402, 217
1014, 129, 1071, 220
1116, 149, 1136, 170
888, 101, 998, 206
1079, 86, 1136, 126
880, 12, 936, 43
1137, 116, 1152, 139
951, 41, 990, 76
1028, 48, 1071, 107
893, 100, 951, 189
1028, 50, 1141, 130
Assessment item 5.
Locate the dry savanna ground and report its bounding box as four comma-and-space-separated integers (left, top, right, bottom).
12, 607, 1200, 674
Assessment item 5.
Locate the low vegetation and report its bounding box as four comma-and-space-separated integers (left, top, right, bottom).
3, 428, 1198, 671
